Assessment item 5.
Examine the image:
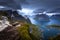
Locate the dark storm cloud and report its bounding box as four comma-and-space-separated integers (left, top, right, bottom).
0, 0, 60, 12
46, 8, 60, 13
0, 0, 20, 9
0, 0, 28, 10
25, 0, 60, 13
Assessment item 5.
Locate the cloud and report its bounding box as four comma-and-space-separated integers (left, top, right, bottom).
0, 0, 28, 10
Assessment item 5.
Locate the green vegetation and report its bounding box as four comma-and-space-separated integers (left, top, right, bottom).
17, 23, 41, 40
0, 10, 42, 40
48, 35, 60, 40
47, 24, 60, 29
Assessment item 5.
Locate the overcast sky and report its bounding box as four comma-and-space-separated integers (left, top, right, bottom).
0, 0, 60, 13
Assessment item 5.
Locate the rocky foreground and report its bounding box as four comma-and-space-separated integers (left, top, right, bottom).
0, 23, 20, 40
0, 21, 42, 40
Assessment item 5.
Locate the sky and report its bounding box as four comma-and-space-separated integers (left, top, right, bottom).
0, 0, 60, 39
0, 0, 60, 11
0, 0, 60, 15
22, 0, 60, 13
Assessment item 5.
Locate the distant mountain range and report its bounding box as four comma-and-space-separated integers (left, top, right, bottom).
34, 14, 49, 21
0, 10, 60, 25
50, 14, 60, 20
0, 10, 31, 24
30, 14, 50, 26
48, 14, 60, 25
30, 14, 60, 26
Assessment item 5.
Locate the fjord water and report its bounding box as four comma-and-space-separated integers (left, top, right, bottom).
29, 14, 60, 40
